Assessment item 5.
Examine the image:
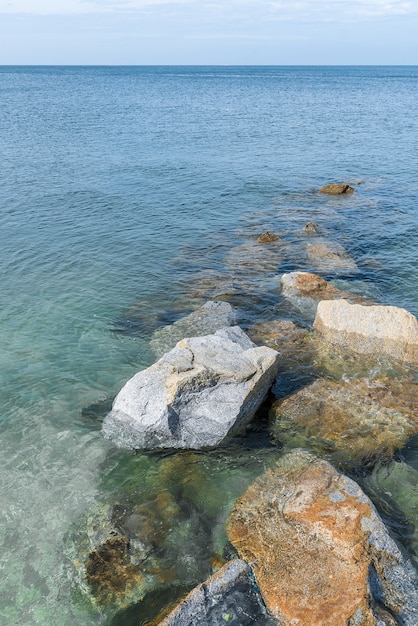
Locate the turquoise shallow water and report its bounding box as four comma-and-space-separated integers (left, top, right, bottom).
0, 66, 418, 624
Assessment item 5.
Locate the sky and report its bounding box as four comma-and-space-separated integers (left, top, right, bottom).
0, 0, 417, 65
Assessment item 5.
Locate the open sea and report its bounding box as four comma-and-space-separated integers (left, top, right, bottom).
1, 65, 418, 625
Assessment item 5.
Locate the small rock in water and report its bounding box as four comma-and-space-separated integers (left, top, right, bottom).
306, 241, 358, 273
103, 326, 280, 450
314, 299, 418, 365
319, 183, 355, 194
270, 376, 418, 464
227, 449, 418, 626
256, 231, 281, 243
303, 221, 320, 234
150, 301, 236, 358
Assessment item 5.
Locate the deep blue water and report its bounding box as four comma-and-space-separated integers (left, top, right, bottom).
0, 66, 418, 625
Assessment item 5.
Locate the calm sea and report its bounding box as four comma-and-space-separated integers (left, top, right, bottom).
1, 66, 417, 625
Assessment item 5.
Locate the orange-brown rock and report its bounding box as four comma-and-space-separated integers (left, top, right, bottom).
281, 271, 365, 301
270, 377, 418, 463
227, 450, 418, 626
314, 299, 418, 365
319, 183, 354, 194
257, 231, 281, 243
280, 271, 369, 321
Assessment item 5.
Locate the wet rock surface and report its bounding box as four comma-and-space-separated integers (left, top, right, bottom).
314, 300, 418, 364
270, 377, 418, 464
149, 301, 236, 358
227, 449, 418, 626
306, 241, 358, 273
303, 221, 320, 233
158, 560, 278, 626
281, 271, 368, 319
256, 231, 281, 243
319, 183, 355, 194
103, 327, 279, 450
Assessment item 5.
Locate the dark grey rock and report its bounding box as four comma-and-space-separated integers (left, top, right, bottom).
158, 560, 278, 626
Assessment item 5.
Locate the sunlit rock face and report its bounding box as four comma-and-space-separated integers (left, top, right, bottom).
319, 183, 355, 194
103, 326, 279, 451
270, 377, 418, 464
280, 271, 368, 318
314, 299, 418, 365
227, 450, 418, 626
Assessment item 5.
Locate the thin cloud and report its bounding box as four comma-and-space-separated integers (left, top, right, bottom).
0, 0, 416, 18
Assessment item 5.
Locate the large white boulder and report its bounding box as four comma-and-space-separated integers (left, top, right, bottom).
102, 327, 280, 450
314, 299, 418, 364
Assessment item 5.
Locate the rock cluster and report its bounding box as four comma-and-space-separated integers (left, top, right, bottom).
89, 180, 418, 625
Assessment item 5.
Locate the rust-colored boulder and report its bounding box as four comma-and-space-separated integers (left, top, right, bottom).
227, 450, 418, 626
270, 377, 418, 463
319, 183, 354, 194
314, 299, 418, 365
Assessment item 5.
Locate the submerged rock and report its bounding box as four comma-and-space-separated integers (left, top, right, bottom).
182, 270, 242, 304
319, 183, 355, 194
224, 240, 284, 278
306, 241, 358, 273
158, 560, 278, 626
314, 300, 418, 365
270, 377, 418, 464
149, 301, 236, 358
227, 449, 418, 626
71, 486, 214, 617
103, 327, 279, 450
364, 460, 418, 561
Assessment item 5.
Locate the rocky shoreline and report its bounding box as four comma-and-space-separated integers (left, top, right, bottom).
72, 183, 418, 625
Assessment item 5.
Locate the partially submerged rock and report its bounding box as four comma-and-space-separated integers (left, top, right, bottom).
303, 221, 320, 234
149, 301, 236, 358
224, 240, 284, 277
270, 377, 418, 463
257, 231, 281, 243
103, 327, 280, 450
314, 299, 418, 365
227, 449, 418, 626
280, 271, 367, 319
319, 183, 355, 194
306, 241, 358, 273
158, 560, 278, 626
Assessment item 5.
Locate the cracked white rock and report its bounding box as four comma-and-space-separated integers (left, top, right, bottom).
102, 326, 280, 450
